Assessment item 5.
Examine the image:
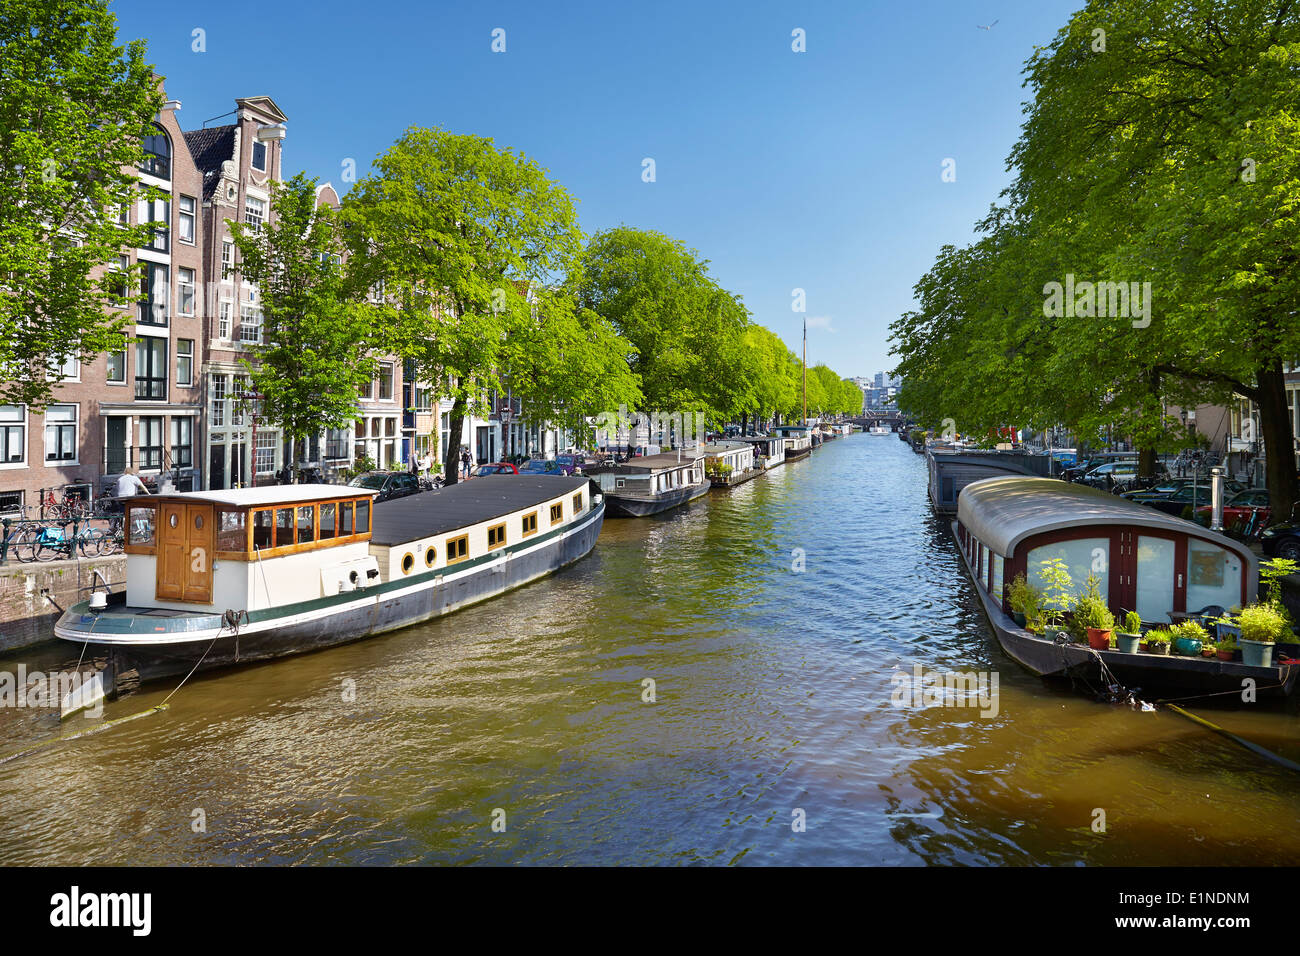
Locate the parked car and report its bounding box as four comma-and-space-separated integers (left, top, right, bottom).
1263, 520, 1300, 561
1081, 460, 1168, 489
1193, 489, 1272, 527
1124, 477, 1246, 504
1132, 482, 1240, 517
519, 459, 568, 476
347, 470, 422, 503
553, 454, 586, 474
473, 462, 518, 476
1063, 453, 1135, 483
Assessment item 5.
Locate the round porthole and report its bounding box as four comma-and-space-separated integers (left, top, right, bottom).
194, 514, 204, 529
401, 552, 414, 575
425, 546, 436, 568
349, 570, 359, 584
168, 513, 179, 528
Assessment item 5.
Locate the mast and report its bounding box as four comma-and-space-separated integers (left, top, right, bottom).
802, 317, 807, 424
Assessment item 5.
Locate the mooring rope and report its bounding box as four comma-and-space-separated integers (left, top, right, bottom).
1164, 703, 1300, 774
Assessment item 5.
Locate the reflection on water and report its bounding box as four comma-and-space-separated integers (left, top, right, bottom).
0, 435, 1298, 865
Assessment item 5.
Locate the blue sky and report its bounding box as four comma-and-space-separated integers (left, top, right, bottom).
113, 0, 1081, 380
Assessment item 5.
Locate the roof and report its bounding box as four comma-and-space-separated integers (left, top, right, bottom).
182, 125, 236, 201
956, 477, 1255, 567
586, 452, 704, 474
370, 475, 588, 546
150, 483, 375, 508
699, 441, 752, 455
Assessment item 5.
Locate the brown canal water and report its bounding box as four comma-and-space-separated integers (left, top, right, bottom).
1, 434, 1298, 865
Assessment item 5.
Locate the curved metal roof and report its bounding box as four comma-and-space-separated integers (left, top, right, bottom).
956, 476, 1256, 566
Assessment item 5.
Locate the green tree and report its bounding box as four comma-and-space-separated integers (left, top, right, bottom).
345, 127, 586, 483
0, 0, 163, 406
230, 173, 376, 480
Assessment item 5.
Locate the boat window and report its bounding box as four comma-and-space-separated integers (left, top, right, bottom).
550, 503, 563, 524
1027, 537, 1110, 604
297, 505, 315, 545
356, 500, 371, 535
980, 544, 989, 586
447, 534, 469, 565
425, 545, 437, 568
319, 502, 336, 541
1136, 536, 1176, 624
487, 523, 506, 550
127, 505, 155, 547
340, 501, 354, 536
401, 552, 414, 575
275, 507, 295, 548
252, 509, 274, 550
573, 492, 583, 513
991, 554, 1004, 602
1186, 539, 1243, 612
522, 512, 538, 537
216, 509, 246, 552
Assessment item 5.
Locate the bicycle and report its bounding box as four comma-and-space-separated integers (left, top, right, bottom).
32, 520, 108, 561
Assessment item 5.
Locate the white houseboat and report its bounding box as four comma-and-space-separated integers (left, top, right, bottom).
54, 477, 604, 685
586, 452, 708, 517
699, 441, 759, 489
772, 425, 813, 461
739, 435, 786, 470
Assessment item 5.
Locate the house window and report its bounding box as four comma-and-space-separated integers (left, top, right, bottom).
522, 512, 538, 537
487, 523, 506, 549
176, 339, 193, 386
0, 491, 22, 515
377, 363, 394, 401
0, 405, 26, 464
218, 301, 232, 340
252, 140, 267, 172
134, 337, 167, 401
140, 126, 170, 179
138, 416, 163, 470
178, 195, 196, 244
221, 241, 234, 280
106, 337, 126, 383
210, 375, 226, 428
549, 503, 563, 525
177, 268, 195, 315
108, 254, 130, 304
239, 305, 262, 344
43, 405, 77, 462
244, 196, 265, 232
171, 417, 192, 468
325, 428, 349, 460
138, 262, 168, 326
255, 432, 275, 475
48, 354, 79, 382
446, 534, 469, 564
137, 195, 169, 253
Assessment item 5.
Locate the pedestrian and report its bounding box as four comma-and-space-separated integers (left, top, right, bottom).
461, 448, 472, 479
116, 467, 150, 500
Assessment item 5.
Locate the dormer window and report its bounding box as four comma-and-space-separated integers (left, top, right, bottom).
140, 125, 170, 180
251, 140, 267, 172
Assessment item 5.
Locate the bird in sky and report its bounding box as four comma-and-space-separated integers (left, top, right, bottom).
977, 19, 999, 30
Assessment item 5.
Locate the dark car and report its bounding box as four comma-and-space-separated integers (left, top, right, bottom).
1081, 460, 1168, 490
1133, 482, 1242, 517
1063, 454, 1135, 483
1263, 520, 1300, 562
519, 459, 567, 476
553, 454, 586, 474
1193, 489, 1272, 528
347, 470, 422, 503
472, 462, 518, 477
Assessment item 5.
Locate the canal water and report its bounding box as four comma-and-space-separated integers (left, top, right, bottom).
1, 435, 1298, 865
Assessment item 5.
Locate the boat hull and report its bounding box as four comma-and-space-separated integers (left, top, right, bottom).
55, 501, 605, 683
709, 467, 762, 489
604, 480, 710, 517
952, 521, 1299, 699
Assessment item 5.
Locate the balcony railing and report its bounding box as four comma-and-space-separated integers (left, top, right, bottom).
135, 376, 166, 401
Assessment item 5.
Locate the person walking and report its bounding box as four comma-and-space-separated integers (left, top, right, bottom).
115, 467, 150, 500
461, 448, 472, 480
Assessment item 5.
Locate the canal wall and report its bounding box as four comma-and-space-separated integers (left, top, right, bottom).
0, 554, 125, 654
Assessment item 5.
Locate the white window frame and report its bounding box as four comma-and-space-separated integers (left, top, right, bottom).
244, 196, 265, 232
218, 300, 233, 341
239, 305, 262, 345
251, 140, 268, 173
43, 404, 78, 465
106, 336, 127, 386
0, 405, 27, 469
177, 267, 195, 316
176, 339, 194, 386
178, 194, 196, 245
221, 240, 234, 280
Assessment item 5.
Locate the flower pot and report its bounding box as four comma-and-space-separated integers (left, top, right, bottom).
1216, 650, 1233, 662
1012, 611, 1026, 628
1200, 646, 1217, 658
1172, 636, 1202, 657
1086, 627, 1112, 651
1146, 642, 1170, 656
1115, 632, 1141, 654
1240, 639, 1274, 668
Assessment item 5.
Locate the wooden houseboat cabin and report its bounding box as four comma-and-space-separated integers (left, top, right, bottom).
699, 441, 759, 488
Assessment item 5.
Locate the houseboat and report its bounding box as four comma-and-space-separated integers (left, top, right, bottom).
700, 440, 760, 489
740, 435, 786, 471
586, 451, 708, 517
955, 476, 1298, 697
867, 425, 891, 436
53, 477, 604, 686
772, 425, 813, 462
927, 447, 1053, 514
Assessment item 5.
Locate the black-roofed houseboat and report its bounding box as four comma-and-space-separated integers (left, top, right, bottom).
53, 477, 604, 686
954, 476, 1298, 697
772, 425, 812, 461
586, 452, 708, 517
927, 447, 1054, 515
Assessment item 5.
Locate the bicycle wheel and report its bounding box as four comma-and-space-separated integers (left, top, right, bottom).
78, 529, 104, 558
33, 536, 62, 562
7, 526, 38, 562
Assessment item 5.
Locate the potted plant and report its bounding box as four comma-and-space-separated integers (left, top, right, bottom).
1115, 611, 1142, 654
1035, 558, 1074, 639
1215, 636, 1237, 662
1071, 574, 1115, 650
1144, 630, 1172, 655
1007, 574, 1041, 629
1237, 602, 1285, 667
1170, 621, 1208, 657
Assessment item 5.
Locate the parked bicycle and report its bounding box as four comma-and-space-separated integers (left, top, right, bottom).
32, 520, 110, 561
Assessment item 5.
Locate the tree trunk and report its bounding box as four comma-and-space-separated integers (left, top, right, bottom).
1138, 446, 1157, 481
443, 395, 467, 486
1257, 362, 1297, 521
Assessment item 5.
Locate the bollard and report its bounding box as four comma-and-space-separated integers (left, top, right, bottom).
1210, 466, 1224, 532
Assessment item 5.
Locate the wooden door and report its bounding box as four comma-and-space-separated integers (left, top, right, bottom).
156, 502, 215, 603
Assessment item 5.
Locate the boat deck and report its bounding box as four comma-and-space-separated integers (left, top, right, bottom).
370, 475, 588, 545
